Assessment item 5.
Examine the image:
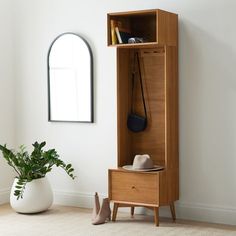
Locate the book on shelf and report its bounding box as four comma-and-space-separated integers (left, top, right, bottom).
115, 27, 122, 44
110, 20, 118, 45
118, 30, 132, 44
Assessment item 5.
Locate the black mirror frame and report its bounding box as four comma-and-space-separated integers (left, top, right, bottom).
47, 32, 94, 123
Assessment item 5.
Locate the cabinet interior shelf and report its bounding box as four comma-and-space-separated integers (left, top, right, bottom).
108, 42, 160, 48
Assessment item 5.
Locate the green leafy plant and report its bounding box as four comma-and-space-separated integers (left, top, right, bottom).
0, 141, 75, 199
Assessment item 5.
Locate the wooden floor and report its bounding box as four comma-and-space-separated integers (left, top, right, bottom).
0, 204, 235, 236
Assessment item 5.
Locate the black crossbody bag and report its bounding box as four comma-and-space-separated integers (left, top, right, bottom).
127, 52, 147, 132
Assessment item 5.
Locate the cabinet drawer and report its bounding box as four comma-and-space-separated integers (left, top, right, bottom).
109, 169, 159, 206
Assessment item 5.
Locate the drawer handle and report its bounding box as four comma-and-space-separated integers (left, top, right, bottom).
131, 186, 136, 189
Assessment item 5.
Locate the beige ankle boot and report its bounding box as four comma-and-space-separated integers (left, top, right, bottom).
92, 192, 100, 221
92, 198, 111, 225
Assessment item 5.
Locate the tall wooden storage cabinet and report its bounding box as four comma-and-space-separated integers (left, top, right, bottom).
107, 9, 178, 226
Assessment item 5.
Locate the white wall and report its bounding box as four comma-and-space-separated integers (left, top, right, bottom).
177, 1, 236, 225
2, 0, 236, 225
0, 0, 15, 204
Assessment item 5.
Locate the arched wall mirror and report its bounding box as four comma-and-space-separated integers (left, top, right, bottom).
47, 33, 93, 122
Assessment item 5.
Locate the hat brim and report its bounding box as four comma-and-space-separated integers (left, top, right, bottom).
122, 165, 164, 172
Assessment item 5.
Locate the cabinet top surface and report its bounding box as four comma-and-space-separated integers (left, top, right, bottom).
109, 167, 164, 175
108, 9, 178, 16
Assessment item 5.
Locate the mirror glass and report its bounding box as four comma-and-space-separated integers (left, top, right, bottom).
48, 33, 93, 122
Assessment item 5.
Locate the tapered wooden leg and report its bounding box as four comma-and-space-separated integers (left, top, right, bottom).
112, 203, 119, 221
170, 202, 176, 221
153, 207, 159, 226
131, 206, 135, 218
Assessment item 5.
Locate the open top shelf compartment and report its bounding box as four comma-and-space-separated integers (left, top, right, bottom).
107, 9, 178, 47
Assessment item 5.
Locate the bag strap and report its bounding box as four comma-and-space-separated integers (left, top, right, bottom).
131, 52, 147, 118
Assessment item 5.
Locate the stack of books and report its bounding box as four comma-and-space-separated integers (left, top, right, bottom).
110, 20, 132, 44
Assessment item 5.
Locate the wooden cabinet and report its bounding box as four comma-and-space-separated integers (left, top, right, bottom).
109, 169, 159, 206
107, 9, 178, 226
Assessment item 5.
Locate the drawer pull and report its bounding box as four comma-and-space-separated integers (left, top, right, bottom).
131, 186, 136, 189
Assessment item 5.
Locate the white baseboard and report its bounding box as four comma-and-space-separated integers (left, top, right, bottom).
1, 189, 235, 226
53, 190, 100, 209
175, 202, 236, 226
0, 188, 10, 205
53, 190, 236, 226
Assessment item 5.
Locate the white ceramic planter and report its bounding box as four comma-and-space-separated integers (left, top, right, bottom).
10, 177, 53, 213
